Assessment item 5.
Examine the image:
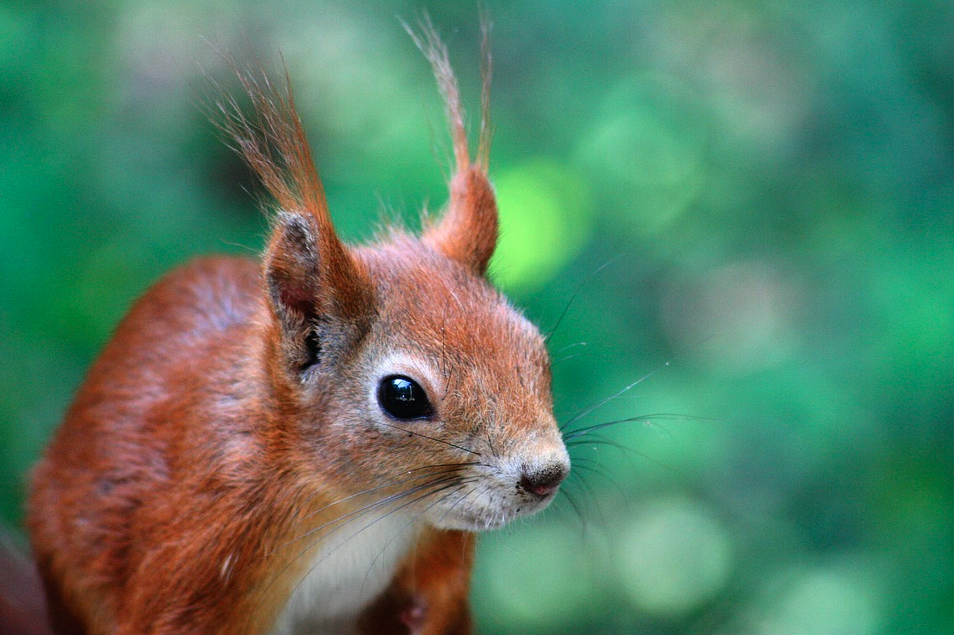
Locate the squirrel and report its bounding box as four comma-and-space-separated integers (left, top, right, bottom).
23, 20, 571, 635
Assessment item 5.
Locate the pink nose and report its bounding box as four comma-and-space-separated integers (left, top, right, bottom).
519, 464, 567, 498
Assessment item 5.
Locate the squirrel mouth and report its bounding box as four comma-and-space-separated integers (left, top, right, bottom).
427, 481, 561, 532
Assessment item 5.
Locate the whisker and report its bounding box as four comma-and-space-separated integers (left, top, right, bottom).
553, 485, 588, 536
295, 462, 480, 527
434, 479, 486, 528
296, 476, 467, 566
563, 412, 724, 440
554, 349, 622, 368
430, 482, 479, 530
562, 464, 602, 508
437, 277, 465, 382
553, 341, 588, 356
376, 420, 481, 456
568, 434, 688, 479
359, 475, 479, 595
566, 457, 628, 495
480, 432, 500, 459
567, 457, 639, 513
552, 351, 592, 365
255, 473, 467, 612
544, 257, 620, 346
566, 456, 612, 480
559, 360, 672, 432
241, 466, 480, 586
290, 472, 466, 550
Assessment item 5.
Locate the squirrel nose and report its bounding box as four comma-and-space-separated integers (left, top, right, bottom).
519, 462, 568, 498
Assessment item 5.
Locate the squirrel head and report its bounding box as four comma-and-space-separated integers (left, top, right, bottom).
223, 23, 569, 530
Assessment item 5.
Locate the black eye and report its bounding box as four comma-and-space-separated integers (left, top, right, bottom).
377, 375, 433, 420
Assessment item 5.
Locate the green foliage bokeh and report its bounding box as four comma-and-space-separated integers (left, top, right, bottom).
1, 1, 952, 633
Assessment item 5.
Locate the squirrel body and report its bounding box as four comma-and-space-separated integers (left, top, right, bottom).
26, 25, 569, 635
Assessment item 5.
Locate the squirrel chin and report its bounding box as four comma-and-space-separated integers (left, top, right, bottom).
429, 495, 559, 532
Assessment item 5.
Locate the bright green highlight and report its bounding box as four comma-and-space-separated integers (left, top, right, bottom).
492, 160, 592, 290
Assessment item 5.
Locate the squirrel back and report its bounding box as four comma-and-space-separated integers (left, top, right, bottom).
26, 22, 569, 635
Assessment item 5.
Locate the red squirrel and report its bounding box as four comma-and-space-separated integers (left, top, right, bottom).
26, 21, 570, 635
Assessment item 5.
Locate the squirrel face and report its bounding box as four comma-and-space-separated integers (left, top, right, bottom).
267, 231, 570, 532
345, 242, 570, 531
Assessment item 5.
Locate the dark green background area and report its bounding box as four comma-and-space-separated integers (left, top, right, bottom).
2, 1, 952, 633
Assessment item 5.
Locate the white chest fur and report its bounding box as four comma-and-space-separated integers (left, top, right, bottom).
268, 512, 419, 635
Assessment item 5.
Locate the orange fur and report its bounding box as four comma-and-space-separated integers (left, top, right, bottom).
27, 22, 568, 635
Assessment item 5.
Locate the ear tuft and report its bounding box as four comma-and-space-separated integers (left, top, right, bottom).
409, 16, 499, 275
425, 167, 498, 274
215, 61, 375, 374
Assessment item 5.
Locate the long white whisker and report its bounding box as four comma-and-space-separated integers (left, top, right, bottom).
559, 360, 671, 431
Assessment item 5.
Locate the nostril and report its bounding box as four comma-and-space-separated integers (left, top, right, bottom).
519, 465, 567, 498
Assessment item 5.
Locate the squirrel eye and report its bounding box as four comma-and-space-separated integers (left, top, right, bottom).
378, 376, 433, 420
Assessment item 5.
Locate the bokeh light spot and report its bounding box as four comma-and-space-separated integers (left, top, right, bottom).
492, 160, 593, 291
475, 523, 592, 629
618, 497, 733, 616
578, 73, 707, 234
748, 565, 883, 635
661, 261, 801, 373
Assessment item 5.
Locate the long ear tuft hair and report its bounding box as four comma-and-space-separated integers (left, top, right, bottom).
214, 60, 331, 236
407, 16, 499, 275
214, 58, 372, 365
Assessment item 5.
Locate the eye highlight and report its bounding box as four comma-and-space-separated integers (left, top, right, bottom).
377, 375, 433, 420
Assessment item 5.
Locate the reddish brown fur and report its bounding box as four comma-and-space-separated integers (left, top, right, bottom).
358, 530, 474, 635
27, 21, 568, 635
409, 16, 498, 275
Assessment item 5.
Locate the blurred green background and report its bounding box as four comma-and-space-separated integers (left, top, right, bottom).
2, 1, 952, 633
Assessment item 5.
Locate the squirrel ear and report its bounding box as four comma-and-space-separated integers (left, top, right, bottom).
425, 167, 498, 274
264, 213, 371, 372
218, 62, 372, 371
411, 17, 498, 275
